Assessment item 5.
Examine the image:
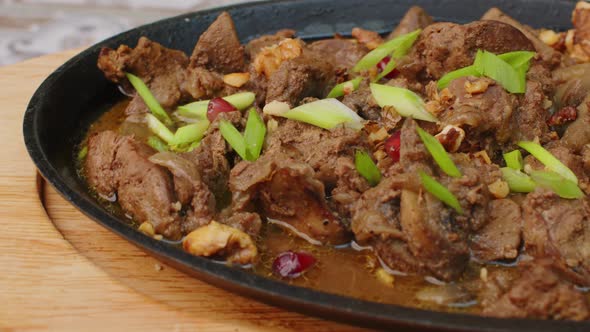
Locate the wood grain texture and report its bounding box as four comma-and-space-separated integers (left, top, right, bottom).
0, 49, 371, 332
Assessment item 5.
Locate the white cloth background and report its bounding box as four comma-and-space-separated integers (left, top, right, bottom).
0, 0, 257, 65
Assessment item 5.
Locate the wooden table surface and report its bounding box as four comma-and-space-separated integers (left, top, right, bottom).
0, 49, 372, 332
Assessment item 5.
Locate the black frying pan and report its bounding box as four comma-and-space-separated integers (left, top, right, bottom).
23, 0, 589, 330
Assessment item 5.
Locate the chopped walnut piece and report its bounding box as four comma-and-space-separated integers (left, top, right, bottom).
351, 27, 384, 50
223, 72, 250, 87
539, 29, 560, 46
488, 179, 510, 199
138, 222, 155, 237
464, 79, 490, 94
183, 220, 258, 265
253, 38, 303, 78
473, 150, 492, 165
568, 2, 590, 62
435, 125, 465, 153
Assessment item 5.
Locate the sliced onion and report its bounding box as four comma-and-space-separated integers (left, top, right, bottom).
370, 83, 437, 122
264, 99, 364, 131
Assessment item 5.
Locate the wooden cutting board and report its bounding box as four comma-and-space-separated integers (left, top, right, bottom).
0, 49, 371, 332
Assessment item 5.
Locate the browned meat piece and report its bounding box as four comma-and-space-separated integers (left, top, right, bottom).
190, 12, 245, 73
220, 212, 262, 237
398, 21, 534, 82
98, 36, 189, 114
513, 80, 551, 143
341, 84, 381, 120
387, 6, 433, 40
471, 199, 522, 262
148, 152, 216, 233
265, 50, 335, 106
85, 131, 182, 239
182, 66, 227, 100
309, 38, 368, 70
524, 142, 590, 190
481, 260, 590, 320
553, 63, 590, 109
266, 119, 368, 186
229, 151, 350, 245
482, 8, 561, 68
442, 77, 518, 145
522, 189, 590, 286
329, 156, 371, 222
245, 29, 296, 60
562, 96, 590, 153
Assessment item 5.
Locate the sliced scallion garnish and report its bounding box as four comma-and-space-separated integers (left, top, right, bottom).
219, 120, 248, 161
529, 171, 584, 199
171, 120, 210, 151
416, 126, 462, 178
146, 113, 175, 144
353, 29, 421, 72
503, 150, 524, 170
243, 108, 266, 161
419, 171, 463, 213
476, 51, 526, 94
355, 150, 381, 186
264, 99, 364, 131
437, 65, 481, 90
77, 146, 88, 161
370, 84, 437, 122
498, 51, 536, 72
126, 73, 173, 126
517, 141, 578, 184
375, 31, 420, 81
500, 167, 536, 193
326, 77, 362, 98
177, 92, 256, 119
147, 136, 169, 152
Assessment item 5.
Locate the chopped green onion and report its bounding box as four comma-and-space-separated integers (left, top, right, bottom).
501, 167, 537, 193
146, 113, 175, 144
326, 77, 362, 98
219, 120, 248, 161
243, 108, 266, 161
147, 136, 169, 152
264, 99, 364, 131
473, 49, 485, 75
498, 51, 536, 71
353, 29, 421, 72
517, 141, 578, 184
437, 65, 481, 90
416, 126, 462, 178
375, 31, 421, 81
529, 171, 584, 199
126, 73, 173, 126
77, 146, 88, 161
419, 171, 463, 213
177, 92, 256, 118
503, 150, 524, 170
171, 121, 209, 148
355, 151, 381, 186
477, 51, 526, 94
370, 84, 437, 122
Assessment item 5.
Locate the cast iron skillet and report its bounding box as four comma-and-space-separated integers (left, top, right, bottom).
23, 0, 589, 330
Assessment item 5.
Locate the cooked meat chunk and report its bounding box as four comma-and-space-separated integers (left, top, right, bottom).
148, 152, 216, 233
86, 131, 182, 239
481, 7, 561, 67
471, 199, 522, 262
220, 212, 262, 237
98, 37, 189, 114
562, 95, 590, 153
182, 66, 227, 100
229, 151, 350, 245
398, 21, 534, 81
308, 38, 368, 70
482, 260, 590, 320
190, 12, 245, 73
553, 63, 590, 109
513, 80, 551, 143
387, 6, 433, 40
442, 77, 518, 145
183, 221, 257, 264
265, 50, 335, 106
522, 189, 590, 285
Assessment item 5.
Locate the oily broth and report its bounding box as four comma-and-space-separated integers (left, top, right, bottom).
80, 100, 534, 314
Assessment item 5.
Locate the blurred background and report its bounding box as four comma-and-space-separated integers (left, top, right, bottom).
0, 0, 255, 66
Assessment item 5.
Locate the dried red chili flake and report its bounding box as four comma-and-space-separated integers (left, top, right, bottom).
547, 106, 578, 126
376, 57, 400, 80
384, 131, 402, 163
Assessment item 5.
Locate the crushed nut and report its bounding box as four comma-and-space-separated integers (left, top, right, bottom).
138, 221, 155, 237
488, 179, 510, 199
153, 234, 163, 241
375, 268, 395, 287
380, 105, 403, 130
267, 118, 279, 134
464, 79, 490, 94
351, 27, 384, 50
368, 127, 389, 143
539, 29, 560, 46
253, 38, 303, 78
223, 72, 250, 88
480, 267, 488, 283
473, 150, 492, 165
183, 221, 258, 265
435, 125, 465, 153
171, 201, 182, 212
